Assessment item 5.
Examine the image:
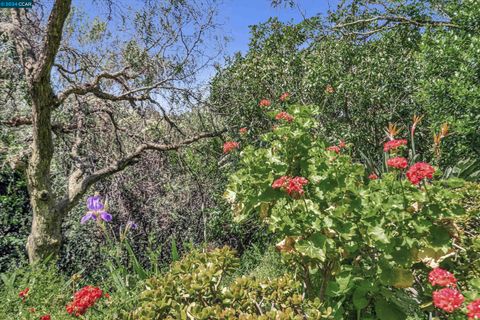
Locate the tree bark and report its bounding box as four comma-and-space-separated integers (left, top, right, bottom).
21, 0, 72, 263
26, 83, 62, 262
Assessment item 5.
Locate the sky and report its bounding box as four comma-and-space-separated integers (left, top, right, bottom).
218, 0, 338, 54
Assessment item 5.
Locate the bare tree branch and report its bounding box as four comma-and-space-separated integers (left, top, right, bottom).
334, 15, 461, 31
7, 10, 37, 77
57, 129, 226, 213
34, 0, 72, 81
0, 116, 77, 133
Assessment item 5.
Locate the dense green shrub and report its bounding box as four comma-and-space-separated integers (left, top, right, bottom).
449, 182, 480, 283
133, 247, 333, 319
225, 102, 477, 319
0, 167, 30, 272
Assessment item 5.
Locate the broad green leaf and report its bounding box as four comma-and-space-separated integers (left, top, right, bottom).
369, 225, 389, 244
353, 288, 369, 310
375, 298, 407, 320
295, 233, 327, 261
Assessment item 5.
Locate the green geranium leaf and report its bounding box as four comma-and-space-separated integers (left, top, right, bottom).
296, 233, 327, 261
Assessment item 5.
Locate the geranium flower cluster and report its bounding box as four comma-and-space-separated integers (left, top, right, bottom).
326, 140, 346, 154
387, 157, 408, 169
383, 139, 407, 152
368, 173, 378, 180
326, 146, 339, 153
428, 267, 480, 318
406, 162, 435, 185
223, 141, 239, 154
280, 92, 290, 102
272, 176, 308, 198
275, 111, 294, 122
19, 287, 29, 302
66, 286, 104, 316
468, 299, 480, 320
433, 288, 465, 313
66, 286, 105, 317
429, 268, 457, 287
386, 157, 435, 184
259, 99, 271, 107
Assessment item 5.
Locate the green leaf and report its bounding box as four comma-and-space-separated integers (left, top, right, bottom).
326, 271, 352, 297
391, 244, 415, 266
428, 225, 451, 248
171, 238, 179, 262
353, 288, 369, 310
295, 233, 327, 261
375, 298, 407, 320
125, 241, 148, 280
391, 268, 414, 289
369, 225, 389, 244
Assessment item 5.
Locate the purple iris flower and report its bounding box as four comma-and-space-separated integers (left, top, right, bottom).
81, 195, 112, 224
126, 220, 138, 230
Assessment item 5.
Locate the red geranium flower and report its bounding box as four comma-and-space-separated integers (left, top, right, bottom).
428, 268, 457, 287
326, 140, 346, 154
40, 315, 51, 320
223, 141, 239, 154
286, 177, 308, 198
467, 299, 480, 320
368, 173, 378, 180
383, 139, 407, 152
66, 286, 104, 317
272, 176, 290, 189
280, 92, 290, 102
387, 157, 408, 169
28, 307, 36, 313
239, 127, 248, 134
275, 111, 294, 122
272, 176, 308, 198
406, 162, 435, 185
326, 146, 341, 154
432, 288, 464, 313
19, 287, 29, 301
259, 99, 271, 107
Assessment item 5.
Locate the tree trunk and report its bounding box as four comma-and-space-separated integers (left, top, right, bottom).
17, 0, 73, 263
26, 80, 61, 263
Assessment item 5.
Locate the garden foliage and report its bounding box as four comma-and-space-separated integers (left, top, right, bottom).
225, 102, 479, 319
134, 247, 333, 320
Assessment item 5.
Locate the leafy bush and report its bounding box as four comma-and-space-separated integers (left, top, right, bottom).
0, 167, 30, 272
133, 247, 333, 319
225, 102, 476, 319
448, 181, 480, 285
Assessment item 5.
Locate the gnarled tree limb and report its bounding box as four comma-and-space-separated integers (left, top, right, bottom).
57, 129, 226, 214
